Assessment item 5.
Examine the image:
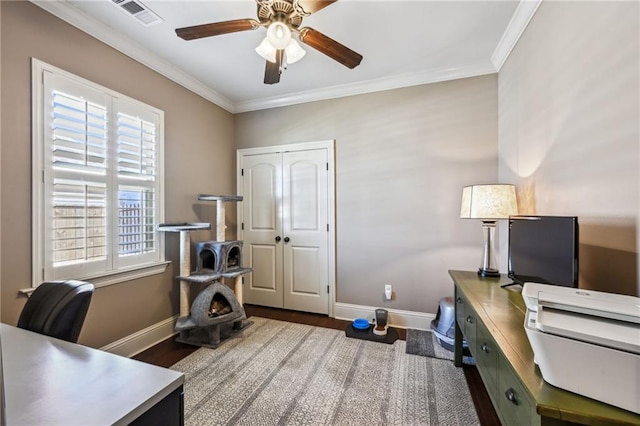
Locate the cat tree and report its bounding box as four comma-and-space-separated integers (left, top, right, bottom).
158, 194, 251, 348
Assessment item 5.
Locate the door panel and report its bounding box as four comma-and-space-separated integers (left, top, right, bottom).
291, 247, 320, 294
290, 161, 319, 230
242, 153, 283, 308
250, 245, 277, 290
282, 150, 328, 314
250, 163, 278, 230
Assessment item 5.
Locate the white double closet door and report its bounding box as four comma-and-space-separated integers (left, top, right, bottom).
237, 141, 335, 315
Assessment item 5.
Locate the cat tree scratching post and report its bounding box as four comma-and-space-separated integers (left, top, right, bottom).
179, 229, 194, 317
157, 223, 211, 317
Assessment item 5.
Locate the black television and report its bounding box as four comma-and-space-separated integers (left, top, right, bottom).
507, 215, 579, 288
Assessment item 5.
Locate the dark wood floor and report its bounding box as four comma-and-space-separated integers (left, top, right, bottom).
134, 305, 500, 426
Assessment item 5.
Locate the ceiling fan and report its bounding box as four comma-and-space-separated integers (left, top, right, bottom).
175, 0, 363, 85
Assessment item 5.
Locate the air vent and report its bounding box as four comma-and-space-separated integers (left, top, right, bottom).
121, 1, 144, 14
111, 0, 164, 27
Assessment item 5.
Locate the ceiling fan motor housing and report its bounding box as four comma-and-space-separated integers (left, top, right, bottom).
257, 0, 304, 29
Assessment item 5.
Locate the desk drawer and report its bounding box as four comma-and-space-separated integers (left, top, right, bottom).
455, 293, 477, 354
498, 356, 536, 426
475, 320, 498, 399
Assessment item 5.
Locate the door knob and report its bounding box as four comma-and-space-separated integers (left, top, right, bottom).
275, 236, 281, 242
284, 237, 290, 243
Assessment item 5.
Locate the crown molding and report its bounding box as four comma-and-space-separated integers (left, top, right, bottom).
32, 1, 503, 114
30, 0, 235, 113
491, 0, 542, 71
234, 64, 497, 113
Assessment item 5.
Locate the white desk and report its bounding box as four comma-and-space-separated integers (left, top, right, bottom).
1, 324, 184, 425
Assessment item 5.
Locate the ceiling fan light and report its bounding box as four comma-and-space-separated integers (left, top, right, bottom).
285, 39, 306, 64
266, 21, 291, 50
255, 37, 277, 63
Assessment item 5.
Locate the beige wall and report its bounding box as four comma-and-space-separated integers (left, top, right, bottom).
235, 75, 499, 313
7, 0, 634, 345
498, 1, 639, 296
0, 1, 236, 347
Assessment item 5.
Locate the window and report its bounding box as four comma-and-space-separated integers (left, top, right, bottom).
32, 59, 165, 287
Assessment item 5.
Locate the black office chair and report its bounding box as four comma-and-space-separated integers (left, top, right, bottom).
18, 280, 94, 343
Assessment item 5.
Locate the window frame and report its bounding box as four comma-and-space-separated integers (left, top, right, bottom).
32, 59, 167, 288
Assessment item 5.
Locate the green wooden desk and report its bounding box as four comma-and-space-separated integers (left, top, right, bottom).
450, 270, 640, 426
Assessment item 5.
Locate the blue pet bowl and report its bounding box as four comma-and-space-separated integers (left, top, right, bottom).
352, 318, 370, 330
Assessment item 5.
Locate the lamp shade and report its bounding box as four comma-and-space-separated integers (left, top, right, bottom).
460, 184, 518, 220
284, 39, 306, 64
266, 21, 291, 49
255, 37, 277, 63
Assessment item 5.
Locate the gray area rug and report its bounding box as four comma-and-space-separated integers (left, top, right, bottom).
171, 317, 479, 426
406, 329, 475, 365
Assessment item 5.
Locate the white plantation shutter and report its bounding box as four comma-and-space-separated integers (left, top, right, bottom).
51, 91, 108, 174
51, 180, 107, 266
117, 112, 157, 179
114, 100, 161, 267
44, 73, 111, 279
34, 61, 164, 285
118, 186, 156, 256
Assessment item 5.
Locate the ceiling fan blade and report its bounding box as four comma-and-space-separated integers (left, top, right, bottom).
176, 19, 259, 40
298, 28, 362, 69
264, 50, 284, 85
296, 0, 337, 14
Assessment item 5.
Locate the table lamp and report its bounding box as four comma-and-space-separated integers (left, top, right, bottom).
460, 184, 518, 277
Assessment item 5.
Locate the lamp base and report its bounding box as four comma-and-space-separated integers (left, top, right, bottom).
478, 268, 500, 278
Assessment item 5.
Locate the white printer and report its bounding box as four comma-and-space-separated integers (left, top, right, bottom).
522, 282, 640, 415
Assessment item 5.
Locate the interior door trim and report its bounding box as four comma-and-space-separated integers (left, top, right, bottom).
237, 140, 336, 318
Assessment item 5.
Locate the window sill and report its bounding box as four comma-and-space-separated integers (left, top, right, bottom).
20, 261, 171, 297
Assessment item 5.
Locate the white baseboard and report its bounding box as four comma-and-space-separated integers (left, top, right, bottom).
100, 305, 435, 358
101, 315, 178, 358
334, 303, 435, 331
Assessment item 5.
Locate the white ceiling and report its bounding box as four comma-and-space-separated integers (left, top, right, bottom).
33, 0, 538, 113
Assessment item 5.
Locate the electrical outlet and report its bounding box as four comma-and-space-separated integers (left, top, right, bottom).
384, 284, 392, 300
